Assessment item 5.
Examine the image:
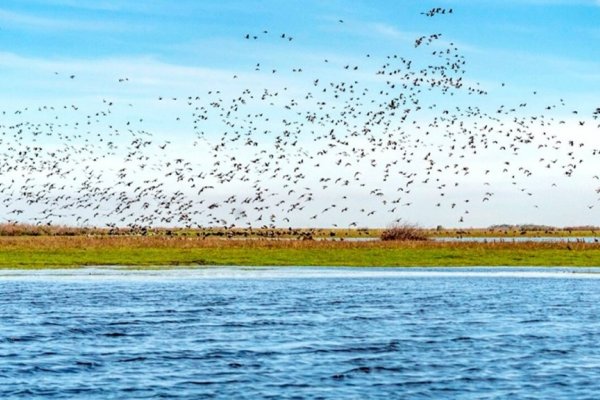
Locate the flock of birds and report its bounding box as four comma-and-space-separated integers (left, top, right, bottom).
1, 6, 599, 231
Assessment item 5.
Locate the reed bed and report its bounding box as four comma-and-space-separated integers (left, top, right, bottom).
0, 224, 381, 238
0, 235, 599, 250
0, 223, 597, 239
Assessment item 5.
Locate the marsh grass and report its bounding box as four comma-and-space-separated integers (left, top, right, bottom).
0, 224, 383, 238
0, 223, 597, 239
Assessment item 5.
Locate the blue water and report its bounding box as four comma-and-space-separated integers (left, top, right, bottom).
2, 267, 600, 399
327, 236, 600, 243
433, 236, 600, 243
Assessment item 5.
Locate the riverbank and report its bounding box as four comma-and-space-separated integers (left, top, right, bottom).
0, 236, 599, 268
0, 224, 597, 239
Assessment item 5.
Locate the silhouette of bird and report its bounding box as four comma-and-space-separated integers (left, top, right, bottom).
0, 3, 597, 234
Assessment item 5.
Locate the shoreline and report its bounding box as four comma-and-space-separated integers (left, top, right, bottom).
2, 267, 600, 281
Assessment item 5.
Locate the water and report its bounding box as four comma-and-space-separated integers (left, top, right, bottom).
2, 267, 600, 399
433, 236, 600, 243
324, 236, 600, 242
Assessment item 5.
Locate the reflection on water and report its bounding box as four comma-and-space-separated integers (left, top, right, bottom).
322, 236, 600, 243
1, 267, 600, 399
433, 236, 600, 243
2, 266, 600, 280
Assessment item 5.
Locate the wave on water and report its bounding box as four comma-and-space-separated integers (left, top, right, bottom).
1, 266, 600, 280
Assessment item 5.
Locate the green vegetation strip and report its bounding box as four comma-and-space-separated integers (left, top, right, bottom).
0, 237, 598, 268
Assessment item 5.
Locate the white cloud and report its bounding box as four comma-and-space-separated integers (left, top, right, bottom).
369, 23, 416, 42
0, 7, 138, 31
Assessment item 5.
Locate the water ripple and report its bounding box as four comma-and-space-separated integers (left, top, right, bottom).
1, 267, 600, 398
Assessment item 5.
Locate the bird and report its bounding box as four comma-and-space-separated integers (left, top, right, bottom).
1, 3, 597, 235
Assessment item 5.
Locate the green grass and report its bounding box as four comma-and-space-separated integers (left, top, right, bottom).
0, 236, 598, 268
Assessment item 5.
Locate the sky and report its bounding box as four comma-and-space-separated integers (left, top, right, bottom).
0, 0, 599, 228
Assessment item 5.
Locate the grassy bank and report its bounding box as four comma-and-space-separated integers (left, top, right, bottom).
0, 224, 598, 239
0, 236, 599, 268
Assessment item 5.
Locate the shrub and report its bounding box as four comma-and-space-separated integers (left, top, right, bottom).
380, 222, 429, 241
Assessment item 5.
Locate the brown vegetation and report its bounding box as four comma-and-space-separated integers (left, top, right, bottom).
0, 235, 598, 251
0, 223, 596, 239
380, 223, 429, 241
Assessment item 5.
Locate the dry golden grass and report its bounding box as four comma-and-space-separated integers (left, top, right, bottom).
1, 235, 598, 251
0, 224, 381, 238
0, 223, 596, 239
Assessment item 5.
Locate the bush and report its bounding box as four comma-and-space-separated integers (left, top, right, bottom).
380, 222, 429, 241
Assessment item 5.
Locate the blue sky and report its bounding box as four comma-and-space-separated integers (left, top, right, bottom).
1, 0, 599, 81
0, 1, 599, 228
0, 1, 598, 116
1, 0, 598, 102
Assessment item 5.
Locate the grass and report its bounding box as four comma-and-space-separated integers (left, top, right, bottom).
0, 223, 597, 239
0, 236, 598, 268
